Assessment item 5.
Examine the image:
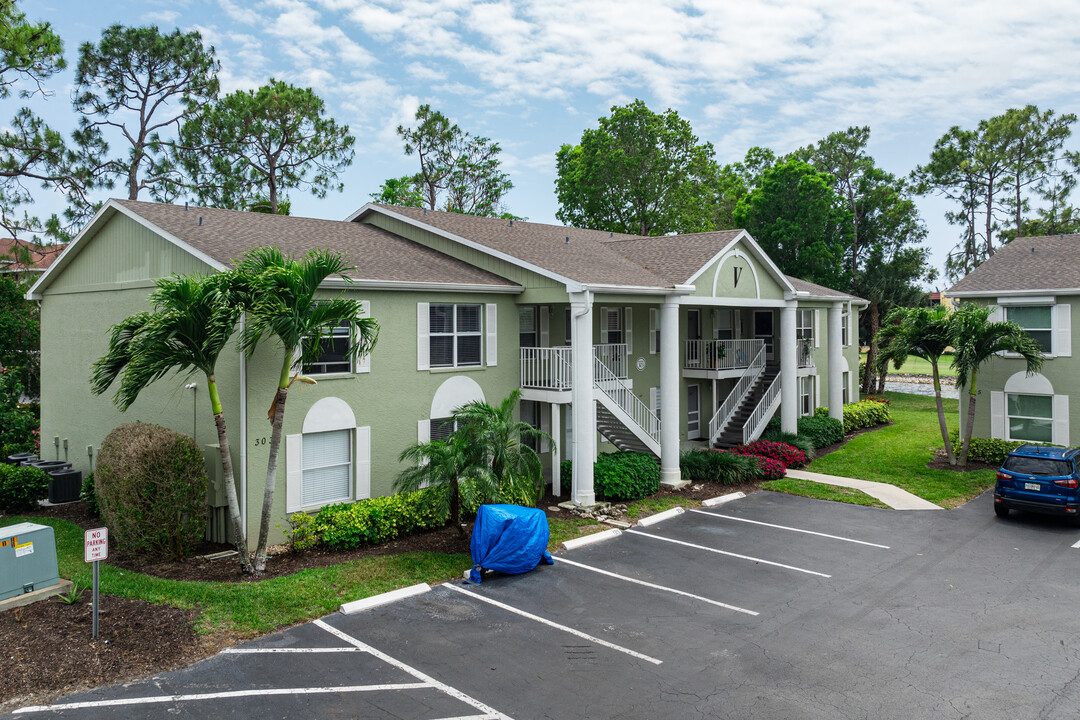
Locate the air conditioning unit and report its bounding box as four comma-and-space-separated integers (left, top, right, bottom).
1, 522, 61, 601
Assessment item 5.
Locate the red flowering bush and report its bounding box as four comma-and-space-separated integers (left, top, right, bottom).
731, 440, 807, 469
747, 454, 786, 481
863, 395, 891, 406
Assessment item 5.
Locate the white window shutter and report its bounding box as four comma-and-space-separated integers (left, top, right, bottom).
601, 307, 611, 343
989, 305, 1003, 323
417, 418, 430, 444
539, 306, 550, 347
712, 308, 721, 339
286, 434, 303, 513
486, 303, 498, 366
650, 386, 660, 416
356, 300, 371, 373
417, 303, 429, 371
814, 374, 821, 411
540, 403, 551, 452
990, 391, 1005, 439
814, 309, 821, 348
1056, 303, 1071, 357
355, 426, 371, 500
1054, 395, 1070, 446
650, 308, 659, 354
624, 307, 633, 354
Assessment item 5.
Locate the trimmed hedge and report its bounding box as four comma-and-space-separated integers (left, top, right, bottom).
946, 433, 1059, 466
293, 488, 448, 550
731, 440, 807, 469
818, 399, 891, 434
0, 463, 48, 513
680, 450, 758, 484
796, 415, 844, 448
559, 453, 661, 501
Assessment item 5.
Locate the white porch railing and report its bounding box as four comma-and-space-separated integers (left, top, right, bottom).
707, 343, 766, 442
520, 346, 573, 390
743, 372, 781, 445
593, 352, 660, 447
685, 339, 765, 371
594, 343, 628, 378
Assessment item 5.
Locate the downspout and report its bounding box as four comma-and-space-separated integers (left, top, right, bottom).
239, 313, 248, 531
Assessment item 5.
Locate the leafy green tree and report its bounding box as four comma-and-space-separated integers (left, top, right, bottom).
0, 273, 37, 395
394, 104, 513, 216
89, 273, 252, 573
555, 100, 718, 236
876, 305, 957, 464
395, 433, 490, 537
715, 146, 778, 229
74, 24, 220, 202
370, 175, 424, 208
951, 303, 1043, 467
179, 79, 354, 215
451, 389, 550, 505
234, 247, 378, 571
732, 158, 854, 289
0, 0, 64, 98
994, 106, 1076, 237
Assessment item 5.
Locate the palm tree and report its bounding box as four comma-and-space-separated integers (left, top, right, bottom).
950, 302, 1044, 466
90, 273, 254, 573
876, 305, 957, 465
395, 433, 493, 537
451, 389, 551, 505
235, 247, 378, 571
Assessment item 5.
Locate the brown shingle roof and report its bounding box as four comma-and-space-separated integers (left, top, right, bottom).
787, 275, 864, 302
0, 238, 65, 272
601, 230, 744, 285
113, 200, 518, 288
371, 205, 675, 288
947, 235, 1080, 294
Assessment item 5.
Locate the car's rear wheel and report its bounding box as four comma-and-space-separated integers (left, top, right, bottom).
994, 503, 1010, 518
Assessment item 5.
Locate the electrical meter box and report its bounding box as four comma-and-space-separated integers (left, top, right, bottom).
1, 522, 60, 601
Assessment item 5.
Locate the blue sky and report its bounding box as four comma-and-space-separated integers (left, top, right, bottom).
17, 0, 1080, 287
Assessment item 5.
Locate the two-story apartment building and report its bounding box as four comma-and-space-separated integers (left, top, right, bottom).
29, 199, 865, 543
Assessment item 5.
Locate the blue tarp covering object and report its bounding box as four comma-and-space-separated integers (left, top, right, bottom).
469, 504, 554, 583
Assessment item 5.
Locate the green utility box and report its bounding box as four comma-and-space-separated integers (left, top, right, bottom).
1, 522, 61, 601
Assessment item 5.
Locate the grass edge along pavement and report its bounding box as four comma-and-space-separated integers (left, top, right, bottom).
797, 391, 996, 509
762, 478, 888, 508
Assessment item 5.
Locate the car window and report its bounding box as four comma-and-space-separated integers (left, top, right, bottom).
1002, 456, 1074, 476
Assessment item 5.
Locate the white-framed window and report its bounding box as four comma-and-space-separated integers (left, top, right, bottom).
430, 416, 455, 443
430, 303, 482, 368
519, 306, 537, 348
286, 398, 370, 513
1006, 393, 1054, 443
300, 430, 352, 507
842, 371, 850, 405
603, 307, 624, 344
841, 304, 850, 346
649, 308, 660, 354
796, 309, 814, 342
1006, 306, 1052, 353
302, 321, 352, 374
799, 376, 814, 416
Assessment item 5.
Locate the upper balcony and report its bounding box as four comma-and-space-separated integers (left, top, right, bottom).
520, 343, 628, 391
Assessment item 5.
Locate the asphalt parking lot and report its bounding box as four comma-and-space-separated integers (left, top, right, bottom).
9, 490, 1080, 719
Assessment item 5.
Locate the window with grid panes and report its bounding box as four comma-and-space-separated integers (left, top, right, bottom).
1007, 394, 1053, 443
430, 304, 482, 368
1006, 306, 1052, 353
301, 430, 352, 506
302, 321, 352, 374
796, 309, 814, 341
603, 308, 623, 344
519, 306, 537, 347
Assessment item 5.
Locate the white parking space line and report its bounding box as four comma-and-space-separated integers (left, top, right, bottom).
553, 556, 758, 616
222, 647, 362, 653
688, 509, 891, 549
13, 685, 431, 713
443, 583, 664, 665
314, 619, 515, 719
1071, 538, 1080, 549
625, 529, 831, 578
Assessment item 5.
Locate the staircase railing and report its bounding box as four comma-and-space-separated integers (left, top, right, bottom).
520, 346, 573, 390
594, 343, 628, 378
593, 350, 660, 446
707, 343, 766, 443
684, 338, 763, 371
743, 372, 781, 445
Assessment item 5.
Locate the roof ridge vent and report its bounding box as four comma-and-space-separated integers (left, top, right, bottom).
565, 236, 569, 244
199, 216, 203, 226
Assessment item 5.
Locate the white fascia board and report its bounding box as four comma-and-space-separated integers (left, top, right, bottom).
684, 231, 748, 285
679, 296, 787, 308
697, 230, 797, 295
583, 283, 686, 296
351, 204, 584, 292
995, 295, 1056, 306
950, 288, 1080, 299
320, 277, 523, 294
27, 200, 229, 300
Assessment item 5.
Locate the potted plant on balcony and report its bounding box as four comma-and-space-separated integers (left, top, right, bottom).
707, 341, 726, 369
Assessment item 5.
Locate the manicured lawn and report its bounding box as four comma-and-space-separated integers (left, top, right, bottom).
864, 353, 957, 377
626, 495, 701, 519
547, 515, 604, 547
806, 391, 996, 508
762, 478, 888, 508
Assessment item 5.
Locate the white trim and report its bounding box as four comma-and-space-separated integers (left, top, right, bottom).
339, 583, 430, 615
355, 425, 371, 500
485, 303, 498, 366
689, 230, 797, 296
355, 300, 371, 373
416, 302, 429, 371
990, 391, 1005, 439
27, 201, 228, 300
649, 307, 659, 355
349, 203, 585, 292
624, 306, 633, 354
676, 296, 789, 308
996, 295, 1056, 306
685, 231, 746, 285
320, 277, 521, 294
950, 288, 1080, 298
1054, 395, 1070, 446
1004, 371, 1055, 395
239, 314, 248, 530
430, 375, 486, 418
1057, 303, 1072, 357
285, 433, 303, 513
303, 397, 357, 433
417, 418, 430, 444
711, 248, 761, 299
539, 305, 549, 347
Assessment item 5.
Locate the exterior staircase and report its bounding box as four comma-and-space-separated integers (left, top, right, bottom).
596, 403, 654, 454
713, 365, 780, 448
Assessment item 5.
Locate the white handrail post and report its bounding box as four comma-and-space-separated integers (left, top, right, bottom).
660, 297, 680, 485
570, 293, 595, 506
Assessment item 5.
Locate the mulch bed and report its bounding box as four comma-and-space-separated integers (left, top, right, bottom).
925, 449, 998, 473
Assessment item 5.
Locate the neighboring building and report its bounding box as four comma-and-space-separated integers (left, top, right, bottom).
0, 238, 65, 283
28, 200, 865, 543
947, 235, 1079, 446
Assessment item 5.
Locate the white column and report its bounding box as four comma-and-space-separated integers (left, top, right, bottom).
550, 402, 561, 496
660, 297, 681, 485
781, 302, 798, 434
828, 302, 844, 421
570, 292, 595, 506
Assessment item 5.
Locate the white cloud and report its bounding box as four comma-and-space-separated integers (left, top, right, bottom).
142, 10, 181, 25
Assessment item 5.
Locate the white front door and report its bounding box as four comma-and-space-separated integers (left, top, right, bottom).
687, 385, 701, 440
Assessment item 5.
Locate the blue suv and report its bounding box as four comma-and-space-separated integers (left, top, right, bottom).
994, 445, 1080, 521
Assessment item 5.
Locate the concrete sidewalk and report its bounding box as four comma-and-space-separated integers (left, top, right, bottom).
785, 469, 942, 510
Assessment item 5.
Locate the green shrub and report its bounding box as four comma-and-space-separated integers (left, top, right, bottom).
0, 368, 37, 453
285, 511, 320, 551
0, 463, 48, 513
765, 415, 781, 434
840, 399, 891, 434
746, 454, 786, 480
95, 422, 208, 561
594, 452, 660, 501
306, 488, 446, 550
796, 415, 845, 448
760, 430, 816, 460
680, 450, 758, 484
946, 433, 1059, 466
80, 471, 99, 517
